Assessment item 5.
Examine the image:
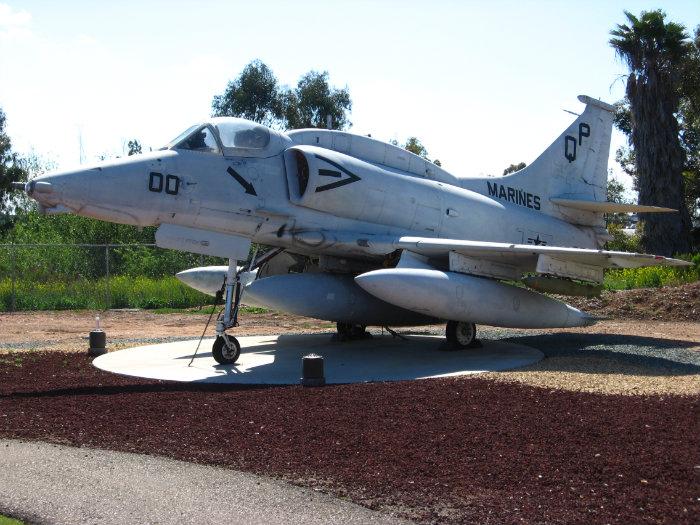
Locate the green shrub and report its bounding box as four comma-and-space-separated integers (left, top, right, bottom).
0, 276, 212, 311
604, 259, 699, 290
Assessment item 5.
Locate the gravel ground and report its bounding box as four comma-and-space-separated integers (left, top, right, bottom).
0, 439, 409, 525
369, 323, 699, 396
0, 352, 697, 524
477, 326, 700, 396
0, 287, 698, 524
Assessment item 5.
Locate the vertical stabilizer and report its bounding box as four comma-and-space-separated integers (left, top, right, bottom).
468, 96, 615, 229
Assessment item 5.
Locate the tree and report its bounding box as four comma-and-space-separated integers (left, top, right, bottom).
606, 176, 626, 204
503, 162, 526, 175
679, 26, 700, 239
212, 61, 352, 130
605, 174, 631, 227
391, 136, 442, 166
127, 140, 142, 156
403, 137, 428, 158
283, 71, 352, 130
0, 108, 27, 229
212, 60, 283, 127
610, 10, 693, 255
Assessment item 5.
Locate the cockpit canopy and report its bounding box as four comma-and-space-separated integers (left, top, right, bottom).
164, 117, 290, 158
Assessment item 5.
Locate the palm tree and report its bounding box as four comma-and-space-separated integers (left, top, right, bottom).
610, 10, 692, 255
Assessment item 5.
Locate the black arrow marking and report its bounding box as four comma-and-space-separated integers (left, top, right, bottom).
314, 154, 361, 192
227, 166, 257, 196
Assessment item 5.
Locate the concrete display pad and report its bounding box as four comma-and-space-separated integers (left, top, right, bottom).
93, 334, 543, 385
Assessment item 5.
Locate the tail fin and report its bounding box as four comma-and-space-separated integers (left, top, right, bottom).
497, 95, 615, 227
465, 95, 678, 246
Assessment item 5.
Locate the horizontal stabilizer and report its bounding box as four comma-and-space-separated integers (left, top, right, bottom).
550, 197, 677, 214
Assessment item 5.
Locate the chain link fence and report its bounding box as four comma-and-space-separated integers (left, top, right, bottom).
0, 244, 226, 311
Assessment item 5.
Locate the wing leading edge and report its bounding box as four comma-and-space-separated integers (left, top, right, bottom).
394, 236, 691, 269
386, 236, 691, 284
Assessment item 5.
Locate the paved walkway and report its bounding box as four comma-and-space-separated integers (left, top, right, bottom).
0, 440, 410, 525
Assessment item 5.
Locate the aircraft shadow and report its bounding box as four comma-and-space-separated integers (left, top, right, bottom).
502, 332, 700, 377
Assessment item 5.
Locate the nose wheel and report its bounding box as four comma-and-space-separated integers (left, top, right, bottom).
212, 334, 241, 365
445, 320, 478, 349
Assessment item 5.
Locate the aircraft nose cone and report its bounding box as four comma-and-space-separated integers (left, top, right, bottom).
27, 170, 92, 213
24, 177, 61, 208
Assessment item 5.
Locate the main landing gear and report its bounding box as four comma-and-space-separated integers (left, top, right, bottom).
445, 320, 479, 349
334, 322, 372, 342
212, 257, 242, 365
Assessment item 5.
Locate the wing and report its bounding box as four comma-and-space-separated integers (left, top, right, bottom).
394, 236, 690, 268
388, 236, 691, 283
269, 227, 691, 282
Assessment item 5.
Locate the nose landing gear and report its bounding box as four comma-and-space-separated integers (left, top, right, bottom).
210, 248, 286, 365
212, 257, 242, 365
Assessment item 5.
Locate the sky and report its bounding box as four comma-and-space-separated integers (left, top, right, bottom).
1, 0, 698, 194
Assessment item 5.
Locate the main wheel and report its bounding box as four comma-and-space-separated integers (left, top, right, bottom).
445, 321, 477, 349
336, 322, 371, 341
336, 322, 353, 340
212, 335, 241, 364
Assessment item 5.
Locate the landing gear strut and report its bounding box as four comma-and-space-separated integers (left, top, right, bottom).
445, 320, 479, 349
213, 257, 242, 365
207, 248, 286, 365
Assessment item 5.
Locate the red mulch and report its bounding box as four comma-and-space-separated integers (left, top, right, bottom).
0, 352, 698, 524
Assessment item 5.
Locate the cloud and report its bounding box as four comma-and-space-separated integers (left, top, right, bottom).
0, 3, 32, 38
74, 34, 97, 46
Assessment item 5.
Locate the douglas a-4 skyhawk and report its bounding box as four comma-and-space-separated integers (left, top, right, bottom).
15, 95, 690, 364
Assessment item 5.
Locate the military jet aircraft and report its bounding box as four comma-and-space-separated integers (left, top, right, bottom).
15, 95, 690, 364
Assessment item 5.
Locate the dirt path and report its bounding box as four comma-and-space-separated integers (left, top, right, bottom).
2, 309, 698, 396
2, 310, 698, 350
0, 309, 334, 353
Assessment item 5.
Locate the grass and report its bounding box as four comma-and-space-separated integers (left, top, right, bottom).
150, 305, 269, 315
0, 515, 24, 525
603, 255, 700, 290
1, 255, 698, 311
0, 275, 212, 311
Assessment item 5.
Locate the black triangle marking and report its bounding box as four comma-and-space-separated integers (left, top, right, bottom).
314, 154, 361, 192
